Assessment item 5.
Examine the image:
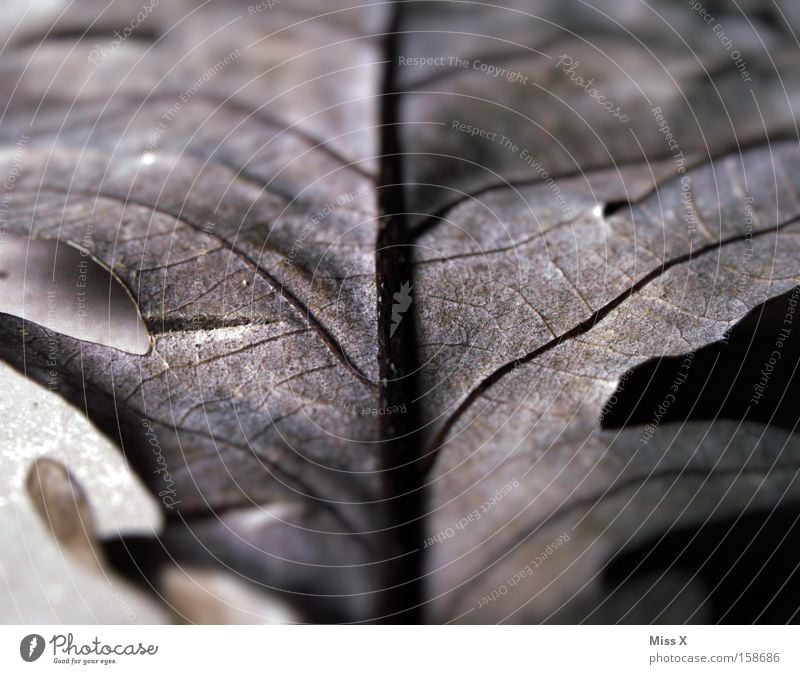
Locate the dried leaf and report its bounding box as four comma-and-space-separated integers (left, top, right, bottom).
2, 0, 800, 624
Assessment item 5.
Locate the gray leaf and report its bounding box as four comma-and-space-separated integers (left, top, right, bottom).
2, 0, 799, 624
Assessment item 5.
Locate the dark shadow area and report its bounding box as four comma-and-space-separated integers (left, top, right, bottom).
603, 503, 800, 623
601, 287, 800, 432
14, 26, 159, 49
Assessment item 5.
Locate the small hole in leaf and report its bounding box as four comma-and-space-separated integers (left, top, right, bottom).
601, 287, 800, 432
601, 200, 630, 218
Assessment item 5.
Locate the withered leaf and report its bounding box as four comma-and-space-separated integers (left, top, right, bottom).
2, 0, 800, 624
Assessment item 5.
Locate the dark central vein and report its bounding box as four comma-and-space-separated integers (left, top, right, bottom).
374, 1, 425, 622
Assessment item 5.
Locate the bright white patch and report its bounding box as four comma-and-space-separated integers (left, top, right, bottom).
140, 152, 155, 165
592, 203, 603, 218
